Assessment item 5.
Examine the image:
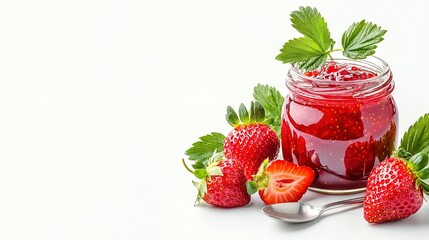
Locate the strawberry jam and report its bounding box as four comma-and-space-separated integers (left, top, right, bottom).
281, 59, 398, 193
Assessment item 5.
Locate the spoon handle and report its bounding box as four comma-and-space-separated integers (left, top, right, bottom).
320, 196, 364, 214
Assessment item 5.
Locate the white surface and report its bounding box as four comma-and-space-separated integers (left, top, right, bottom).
1, 0, 429, 240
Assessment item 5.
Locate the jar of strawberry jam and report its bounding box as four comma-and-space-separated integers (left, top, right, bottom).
281, 56, 398, 194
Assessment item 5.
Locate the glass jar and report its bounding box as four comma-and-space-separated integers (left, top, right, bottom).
281, 56, 398, 194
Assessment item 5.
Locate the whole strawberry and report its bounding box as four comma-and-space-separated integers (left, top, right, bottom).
183, 152, 250, 208
364, 114, 429, 223
224, 101, 280, 180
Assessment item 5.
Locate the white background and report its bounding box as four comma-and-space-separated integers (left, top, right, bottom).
1, 0, 429, 240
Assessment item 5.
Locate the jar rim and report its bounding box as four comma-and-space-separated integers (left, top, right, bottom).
286, 56, 394, 101
289, 56, 390, 85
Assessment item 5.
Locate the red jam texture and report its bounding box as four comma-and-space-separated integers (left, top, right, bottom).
282, 62, 398, 191
305, 62, 377, 81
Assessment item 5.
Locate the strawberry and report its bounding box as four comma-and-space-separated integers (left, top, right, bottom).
183, 152, 250, 208
224, 101, 280, 180
344, 138, 376, 178
363, 156, 428, 223
247, 159, 315, 204
363, 114, 429, 223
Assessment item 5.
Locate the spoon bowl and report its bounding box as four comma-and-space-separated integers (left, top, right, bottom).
263, 202, 322, 223
262, 197, 364, 223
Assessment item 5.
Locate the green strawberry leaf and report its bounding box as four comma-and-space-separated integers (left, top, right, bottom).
238, 104, 250, 123
342, 20, 386, 59
408, 153, 429, 172
185, 132, 225, 166
208, 166, 223, 176
276, 6, 386, 71
395, 147, 413, 159
246, 158, 270, 195
246, 181, 259, 195
191, 161, 205, 170
276, 6, 333, 71
226, 101, 267, 127
193, 169, 207, 179
417, 179, 429, 194
290, 6, 332, 50
276, 37, 329, 71
192, 180, 207, 206
400, 114, 429, 157
417, 168, 429, 180
250, 101, 265, 123
253, 84, 284, 135
226, 106, 240, 127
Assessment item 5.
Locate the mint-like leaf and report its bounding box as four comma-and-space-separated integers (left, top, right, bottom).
341, 20, 387, 59
400, 114, 429, 157
290, 6, 332, 50
185, 132, 225, 165
253, 84, 284, 135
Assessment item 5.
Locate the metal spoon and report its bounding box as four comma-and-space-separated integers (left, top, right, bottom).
262, 196, 364, 223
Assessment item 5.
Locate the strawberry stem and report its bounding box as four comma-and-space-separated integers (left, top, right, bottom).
182, 158, 193, 174
325, 49, 343, 61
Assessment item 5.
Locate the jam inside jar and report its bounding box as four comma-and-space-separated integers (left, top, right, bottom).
281, 57, 398, 194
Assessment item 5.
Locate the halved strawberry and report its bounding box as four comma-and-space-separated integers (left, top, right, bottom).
247, 159, 315, 204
